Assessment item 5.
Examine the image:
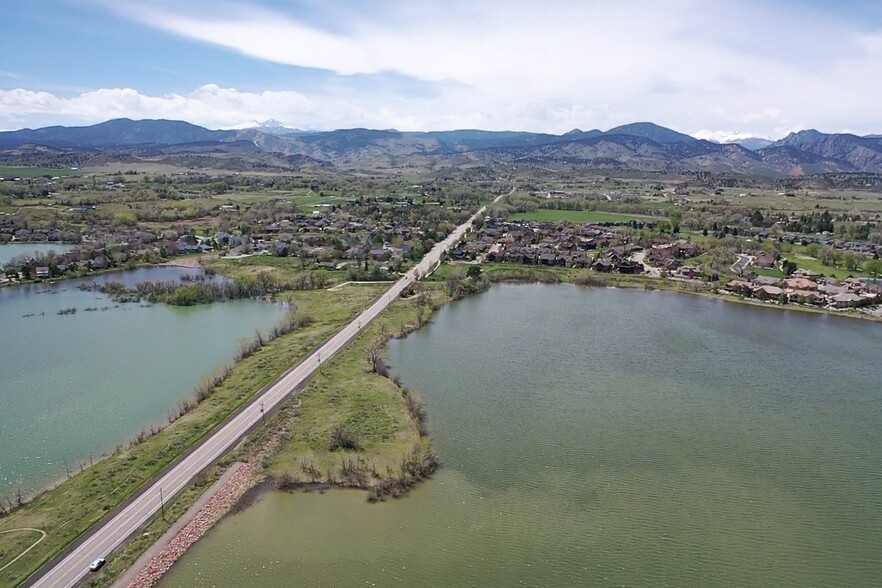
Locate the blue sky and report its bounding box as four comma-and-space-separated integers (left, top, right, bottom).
2, 0, 882, 138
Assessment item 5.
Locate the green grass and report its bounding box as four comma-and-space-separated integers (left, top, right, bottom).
266, 285, 446, 483
207, 256, 349, 285
749, 251, 871, 280
752, 267, 785, 278
0, 286, 384, 587
679, 230, 714, 246
788, 254, 868, 280
510, 209, 663, 223
0, 167, 78, 179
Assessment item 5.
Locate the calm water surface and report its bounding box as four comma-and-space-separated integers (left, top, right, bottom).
161, 285, 882, 587
0, 243, 73, 265
0, 267, 285, 495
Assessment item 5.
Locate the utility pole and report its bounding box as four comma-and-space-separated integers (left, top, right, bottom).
260, 401, 266, 427
159, 487, 165, 520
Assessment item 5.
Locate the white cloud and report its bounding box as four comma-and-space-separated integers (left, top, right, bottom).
0, 85, 363, 130
5, 1, 882, 135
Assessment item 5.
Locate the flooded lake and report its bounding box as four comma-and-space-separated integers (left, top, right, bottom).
0, 266, 285, 495
161, 284, 882, 587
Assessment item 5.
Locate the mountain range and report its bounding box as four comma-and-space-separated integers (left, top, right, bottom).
2, 119, 882, 176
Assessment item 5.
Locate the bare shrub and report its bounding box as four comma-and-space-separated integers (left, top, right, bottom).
403, 389, 428, 436
327, 425, 362, 452
299, 459, 320, 482
364, 339, 384, 373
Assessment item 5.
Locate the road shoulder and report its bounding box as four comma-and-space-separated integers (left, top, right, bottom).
110, 463, 245, 588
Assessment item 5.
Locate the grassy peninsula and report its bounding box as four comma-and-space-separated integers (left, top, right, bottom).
264, 283, 447, 499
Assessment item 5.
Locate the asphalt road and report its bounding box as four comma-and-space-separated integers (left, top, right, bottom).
28, 198, 495, 588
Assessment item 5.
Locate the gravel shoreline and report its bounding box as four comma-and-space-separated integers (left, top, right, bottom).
124, 461, 258, 588
124, 404, 297, 588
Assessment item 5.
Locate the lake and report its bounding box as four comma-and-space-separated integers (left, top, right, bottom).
0, 267, 285, 496
160, 285, 882, 587
0, 243, 74, 266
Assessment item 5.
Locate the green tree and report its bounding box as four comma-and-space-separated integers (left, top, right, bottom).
864, 258, 882, 278
841, 251, 861, 272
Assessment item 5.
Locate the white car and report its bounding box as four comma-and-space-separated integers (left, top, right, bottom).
89, 558, 106, 572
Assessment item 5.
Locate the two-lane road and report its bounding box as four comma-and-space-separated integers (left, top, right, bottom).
28, 193, 501, 588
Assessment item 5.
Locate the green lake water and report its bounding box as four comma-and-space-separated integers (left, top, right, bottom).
0, 267, 285, 495
160, 284, 882, 587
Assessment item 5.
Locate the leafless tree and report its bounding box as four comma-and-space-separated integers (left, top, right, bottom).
364, 339, 384, 373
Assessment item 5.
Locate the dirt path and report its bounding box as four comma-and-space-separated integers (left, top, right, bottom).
327, 280, 394, 292
0, 528, 47, 573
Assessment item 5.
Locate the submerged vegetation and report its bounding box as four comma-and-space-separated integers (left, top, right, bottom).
81, 270, 329, 306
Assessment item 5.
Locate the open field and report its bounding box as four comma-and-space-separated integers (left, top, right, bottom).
746, 251, 872, 280
510, 209, 664, 223
206, 255, 349, 284
680, 188, 882, 216
0, 167, 78, 179
222, 190, 348, 208
0, 286, 383, 587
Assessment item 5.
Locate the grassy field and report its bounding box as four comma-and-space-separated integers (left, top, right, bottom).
0, 167, 78, 179
752, 266, 785, 278
788, 254, 869, 280
207, 256, 350, 285
510, 209, 663, 223
678, 230, 714, 246
265, 284, 446, 484
748, 252, 871, 280
0, 285, 384, 587
680, 188, 882, 216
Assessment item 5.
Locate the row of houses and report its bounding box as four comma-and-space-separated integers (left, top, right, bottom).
460, 218, 702, 275
777, 232, 882, 257
465, 219, 622, 268
724, 270, 880, 309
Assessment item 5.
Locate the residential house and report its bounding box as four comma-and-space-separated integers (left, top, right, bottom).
753, 285, 784, 300
830, 292, 865, 308
754, 252, 777, 268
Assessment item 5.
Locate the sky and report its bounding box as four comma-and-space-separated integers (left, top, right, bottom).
3, 0, 882, 139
